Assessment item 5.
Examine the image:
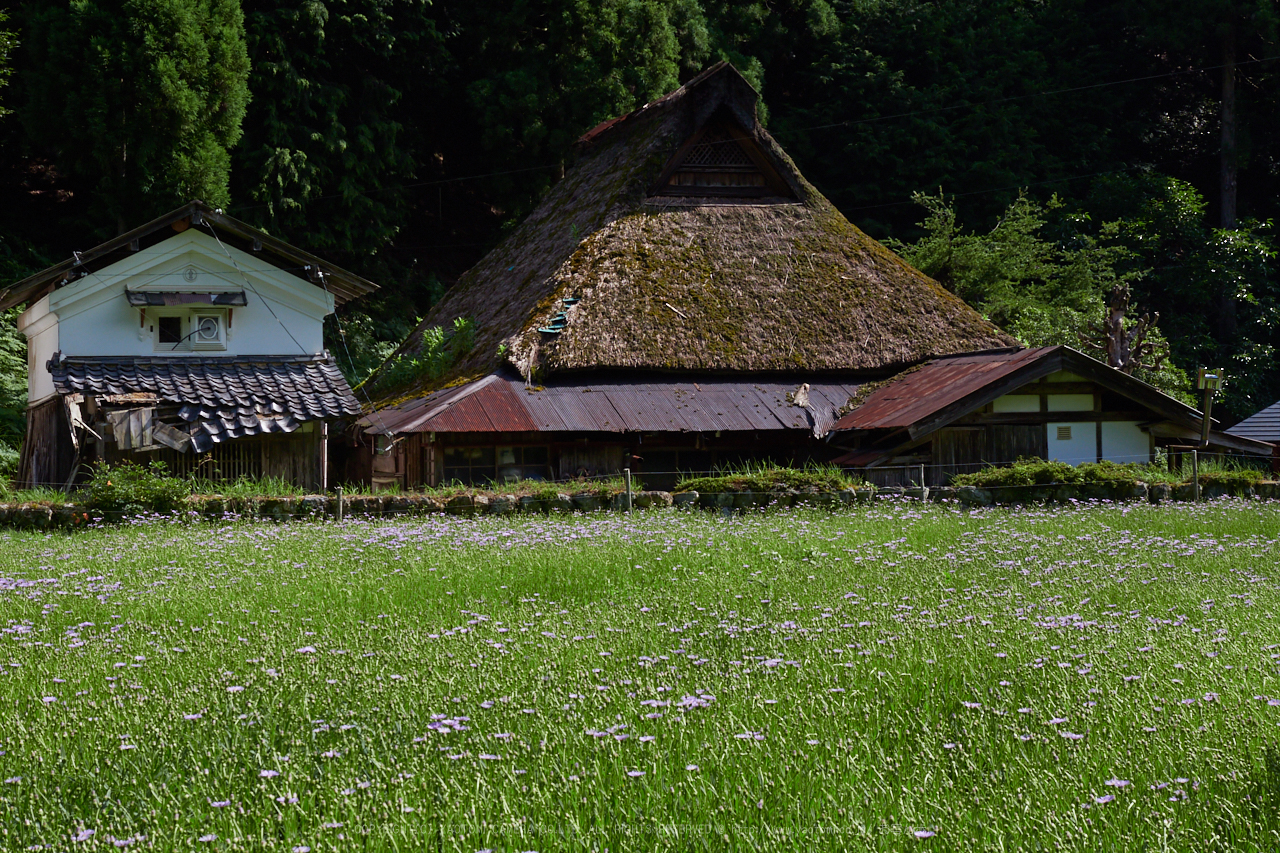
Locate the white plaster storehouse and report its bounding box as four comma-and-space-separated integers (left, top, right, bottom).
0, 201, 377, 490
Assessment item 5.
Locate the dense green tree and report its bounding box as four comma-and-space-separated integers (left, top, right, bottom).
231, 0, 447, 257
1085, 173, 1280, 420
0, 233, 48, 479
0, 11, 14, 118
761, 0, 1150, 239
20, 0, 250, 233
434, 0, 714, 222
891, 192, 1191, 401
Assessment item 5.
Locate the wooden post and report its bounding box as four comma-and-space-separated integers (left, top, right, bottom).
320, 422, 329, 492
1192, 450, 1200, 502
335, 486, 344, 523
624, 467, 633, 514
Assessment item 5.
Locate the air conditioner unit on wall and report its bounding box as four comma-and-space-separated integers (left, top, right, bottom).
191, 313, 226, 351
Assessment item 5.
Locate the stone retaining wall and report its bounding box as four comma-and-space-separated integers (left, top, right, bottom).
0, 480, 1276, 528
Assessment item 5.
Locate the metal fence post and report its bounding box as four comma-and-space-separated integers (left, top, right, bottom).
336, 486, 345, 522
919, 464, 926, 488
624, 467, 633, 514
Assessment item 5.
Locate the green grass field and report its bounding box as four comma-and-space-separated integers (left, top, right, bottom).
2, 502, 1280, 851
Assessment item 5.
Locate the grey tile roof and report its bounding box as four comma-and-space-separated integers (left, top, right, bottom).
1227, 398, 1280, 442
50, 354, 360, 452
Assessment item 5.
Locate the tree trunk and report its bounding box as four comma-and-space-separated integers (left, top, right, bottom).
1216, 19, 1239, 342
1220, 22, 1237, 229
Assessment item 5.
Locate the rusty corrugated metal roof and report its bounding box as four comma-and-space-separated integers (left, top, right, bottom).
362, 371, 864, 437
831, 348, 1055, 432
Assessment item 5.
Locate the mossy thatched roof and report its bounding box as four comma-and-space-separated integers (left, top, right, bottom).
369, 62, 1013, 404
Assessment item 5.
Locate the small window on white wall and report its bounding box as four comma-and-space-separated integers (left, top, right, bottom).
191, 313, 226, 350
152, 310, 227, 352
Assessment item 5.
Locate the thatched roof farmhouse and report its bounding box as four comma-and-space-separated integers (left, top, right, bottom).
353, 63, 1262, 490
369, 62, 1010, 396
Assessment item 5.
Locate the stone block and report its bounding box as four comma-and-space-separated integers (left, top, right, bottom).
956, 486, 992, 506
672, 491, 698, 508
1109, 483, 1147, 502
446, 494, 475, 516
296, 496, 328, 517
571, 493, 605, 512
257, 498, 294, 521
346, 496, 384, 516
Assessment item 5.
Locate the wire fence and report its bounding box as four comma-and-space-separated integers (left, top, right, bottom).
5, 448, 1277, 529
6, 449, 1276, 494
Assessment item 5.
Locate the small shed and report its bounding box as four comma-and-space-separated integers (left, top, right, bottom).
0, 201, 377, 490
827, 346, 1272, 485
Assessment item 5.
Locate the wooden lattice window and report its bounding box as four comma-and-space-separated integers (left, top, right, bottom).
655, 116, 793, 199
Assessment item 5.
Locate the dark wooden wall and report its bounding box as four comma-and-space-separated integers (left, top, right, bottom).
15, 397, 79, 490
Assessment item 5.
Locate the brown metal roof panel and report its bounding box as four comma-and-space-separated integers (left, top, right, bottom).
834, 348, 1055, 431
360, 384, 465, 433
682, 391, 755, 431
746, 384, 809, 429
474, 381, 540, 432
603, 389, 682, 431
526, 384, 617, 431
510, 387, 573, 431
729, 390, 793, 430
422, 393, 498, 432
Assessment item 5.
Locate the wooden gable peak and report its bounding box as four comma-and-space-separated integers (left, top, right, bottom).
652, 109, 794, 199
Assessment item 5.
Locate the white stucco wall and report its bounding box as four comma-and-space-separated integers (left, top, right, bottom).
1101, 421, 1150, 464
16, 230, 335, 406
992, 394, 1039, 412
1047, 421, 1097, 465
17, 295, 58, 405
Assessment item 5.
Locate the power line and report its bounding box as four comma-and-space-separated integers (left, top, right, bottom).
199, 219, 307, 355
224, 53, 1280, 220
800, 52, 1280, 134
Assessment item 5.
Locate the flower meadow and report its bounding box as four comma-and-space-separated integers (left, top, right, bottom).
2, 502, 1280, 851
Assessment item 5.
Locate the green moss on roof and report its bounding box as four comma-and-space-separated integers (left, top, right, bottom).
367, 63, 1015, 405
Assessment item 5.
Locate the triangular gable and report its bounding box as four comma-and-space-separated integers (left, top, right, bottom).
0, 201, 377, 312
830, 346, 1274, 463
652, 110, 794, 199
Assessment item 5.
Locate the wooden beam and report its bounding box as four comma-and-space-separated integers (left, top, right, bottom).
1013, 381, 1099, 395
958, 411, 1150, 425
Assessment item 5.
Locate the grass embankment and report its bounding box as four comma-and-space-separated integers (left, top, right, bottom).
675, 464, 859, 494
2, 504, 1280, 851
950, 457, 1269, 490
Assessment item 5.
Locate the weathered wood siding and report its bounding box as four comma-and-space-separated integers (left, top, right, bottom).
15, 397, 79, 489
931, 427, 986, 485
990, 424, 1047, 463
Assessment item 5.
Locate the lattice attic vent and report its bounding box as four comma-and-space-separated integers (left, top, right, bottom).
655, 116, 793, 199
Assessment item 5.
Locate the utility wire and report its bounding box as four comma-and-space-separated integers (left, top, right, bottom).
224, 52, 1280, 219
200, 219, 307, 356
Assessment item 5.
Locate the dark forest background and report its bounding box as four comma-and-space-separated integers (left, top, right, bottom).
2, 0, 1280, 467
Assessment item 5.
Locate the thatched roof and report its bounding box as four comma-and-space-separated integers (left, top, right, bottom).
369, 62, 1013, 402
